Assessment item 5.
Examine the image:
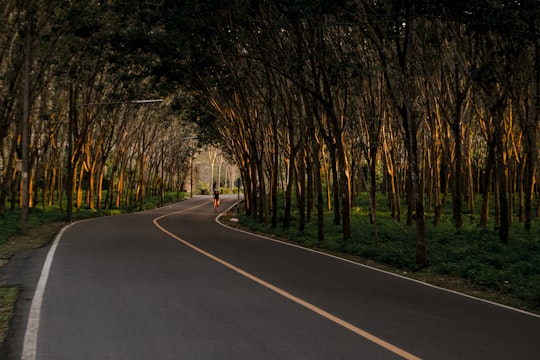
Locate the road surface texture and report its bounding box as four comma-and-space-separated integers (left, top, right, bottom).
2, 195, 539, 359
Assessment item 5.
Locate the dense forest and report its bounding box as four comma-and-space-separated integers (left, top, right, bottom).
1, 0, 539, 267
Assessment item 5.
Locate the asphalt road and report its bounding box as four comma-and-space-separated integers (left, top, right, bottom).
2, 195, 540, 359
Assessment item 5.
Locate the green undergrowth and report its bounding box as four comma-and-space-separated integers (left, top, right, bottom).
0, 192, 186, 246
234, 194, 540, 313
0, 288, 18, 343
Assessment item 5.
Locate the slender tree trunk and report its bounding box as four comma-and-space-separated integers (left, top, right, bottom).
412, 143, 426, 265
88, 159, 97, 210
0, 133, 19, 216
306, 151, 313, 224
249, 160, 258, 220
106, 164, 116, 209
322, 149, 332, 212
480, 145, 495, 227
383, 125, 399, 221
270, 152, 279, 228
330, 146, 340, 225
406, 172, 414, 226
433, 150, 442, 227
48, 165, 56, 206
313, 142, 325, 242
116, 164, 125, 208
335, 134, 351, 240
401, 103, 426, 266
97, 161, 105, 209
431, 111, 443, 227
524, 40, 540, 232
21, 7, 32, 234
368, 148, 379, 243
42, 161, 50, 210
453, 103, 464, 229
271, 128, 279, 229
66, 83, 76, 222
283, 157, 294, 229
496, 132, 510, 243
256, 157, 266, 224
306, 98, 325, 241
467, 144, 475, 218
295, 153, 306, 233
139, 132, 145, 211
76, 161, 84, 210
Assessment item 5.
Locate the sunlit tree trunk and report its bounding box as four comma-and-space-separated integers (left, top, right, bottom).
313, 138, 325, 242
295, 151, 306, 233
523, 40, 540, 232
382, 121, 401, 221
480, 144, 495, 228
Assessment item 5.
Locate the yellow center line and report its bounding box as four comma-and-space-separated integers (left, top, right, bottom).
153, 207, 422, 360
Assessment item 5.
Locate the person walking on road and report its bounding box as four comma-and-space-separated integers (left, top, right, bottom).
213, 190, 220, 212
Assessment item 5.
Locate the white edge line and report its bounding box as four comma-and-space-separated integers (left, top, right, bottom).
19, 199, 203, 360
215, 203, 540, 319
21, 224, 71, 360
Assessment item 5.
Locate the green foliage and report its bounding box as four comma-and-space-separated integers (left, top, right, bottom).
0, 287, 19, 343
0, 191, 187, 246
0, 208, 65, 245
197, 181, 210, 195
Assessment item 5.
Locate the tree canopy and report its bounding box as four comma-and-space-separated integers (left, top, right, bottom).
1, 0, 539, 266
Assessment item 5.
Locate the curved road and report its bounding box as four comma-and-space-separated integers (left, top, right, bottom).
2, 195, 540, 359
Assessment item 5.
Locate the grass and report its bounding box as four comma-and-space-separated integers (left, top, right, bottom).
0, 287, 18, 344
0, 191, 187, 347
228, 192, 540, 314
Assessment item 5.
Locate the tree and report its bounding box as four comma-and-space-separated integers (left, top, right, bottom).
356, 0, 427, 265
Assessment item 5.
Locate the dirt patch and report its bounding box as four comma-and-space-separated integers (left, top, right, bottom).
0, 222, 67, 261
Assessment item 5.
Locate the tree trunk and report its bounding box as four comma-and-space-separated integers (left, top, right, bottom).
524, 40, 540, 232
335, 131, 351, 240
270, 129, 279, 229
66, 83, 76, 222
495, 121, 510, 243
295, 154, 306, 234
368, 148, 379, 243
313, 142, 325, 242
330, 146, 340, 225
452, 110, 464, 229
21, 9, 32, 234
256, 157, 266, 224
76, 161, 85, 210
480, 145, 495, 228
283, 157, 294, 229
401, 104, 426, 266
322, 150, 332, 212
